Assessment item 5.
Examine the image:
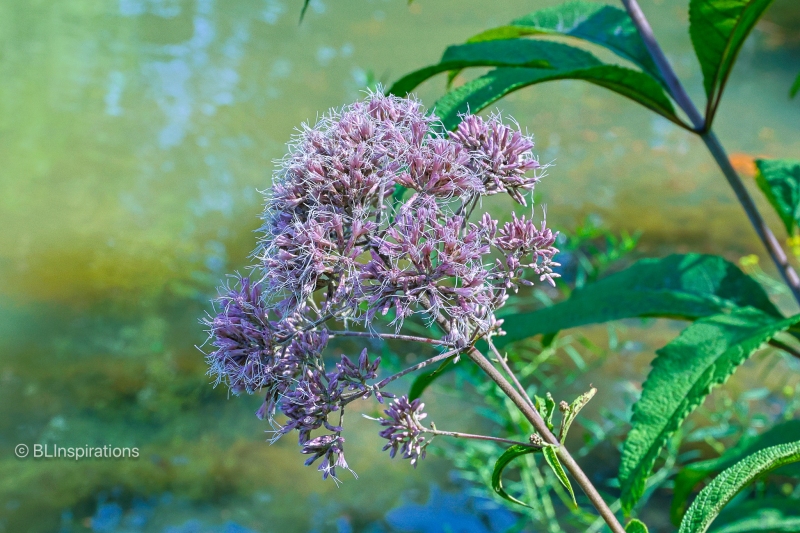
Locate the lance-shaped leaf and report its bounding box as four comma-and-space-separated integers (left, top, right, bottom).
671, 419, 800, 524
543, 446, 576, 506
494, 253, 781, 350
678, 441, 800, 533
559, 387, 597, 443
492, 444, 542, 507
689, 0, 775, 126
619, 308, 800, 514
708, 498, 800, 533
468, 0, 662, 82
432, 65, 680, 130
408, 356, 456, 401
389, 39, 565, 97
755, 158, 800, 236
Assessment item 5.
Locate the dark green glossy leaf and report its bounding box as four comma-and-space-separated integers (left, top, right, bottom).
678, 441, 800, 533
491, 444, 540, 507
389, 39, 586, 96
408, 356, 456, 401
619, 308, 800, 514
432, 64, 678, 130
495, 253, 781, 350
689, 0, 775, 125
671, 420, 800, 524
710, 498, 800, 533
626, 519, 650, 533
468, 1, 661, 81
755, 158, 800, 236
543, 445, 576, 506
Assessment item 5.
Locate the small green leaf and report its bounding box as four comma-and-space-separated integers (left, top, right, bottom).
491, 444, 540, 507
619, 308, 800, 514
791, 72, 800, 99
678, 441, 800, 533
689, 0, 775, 126
755, 158, 800, 236
535, 395, 556, 432
495, 254, 781, 350
710, 498, 800, 533
408, 356, 457, 401
559, 386, 597, 443
543, 446, 576, 506
626, 519, 650, 533
433, 64, 679, 130
671, 419, 800, 524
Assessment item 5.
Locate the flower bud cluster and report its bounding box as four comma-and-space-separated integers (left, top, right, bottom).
203, 91, 559, 481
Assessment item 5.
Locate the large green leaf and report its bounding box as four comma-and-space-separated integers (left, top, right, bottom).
468, 1, 662, 82
755, 158, 800, 236
619, 308, 800, 514
431, 64, 679, 130
678, 441, 800, 533
689, 0, 775, 126
710, 498, 800, 533
389, 39, 578, 97
672, 420, 800, 524
494, 253, 781, 350
491, 444, 540, 507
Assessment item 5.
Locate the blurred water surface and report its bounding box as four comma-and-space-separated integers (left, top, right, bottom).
1, 0, 799, 531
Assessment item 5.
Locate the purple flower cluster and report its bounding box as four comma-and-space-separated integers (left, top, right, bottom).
203, 91, 559, 481
376, 396, 430, 466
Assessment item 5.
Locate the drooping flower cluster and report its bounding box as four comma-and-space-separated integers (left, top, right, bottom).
203, 91, 559, 481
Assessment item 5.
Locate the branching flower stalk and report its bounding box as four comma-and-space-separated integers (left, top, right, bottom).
202, 91, 625, 531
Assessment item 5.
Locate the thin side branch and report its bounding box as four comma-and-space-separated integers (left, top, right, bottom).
328, 330, 453, 347
424, 426, 543, 449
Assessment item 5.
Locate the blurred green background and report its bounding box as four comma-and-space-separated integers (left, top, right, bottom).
1, 0, 799, 531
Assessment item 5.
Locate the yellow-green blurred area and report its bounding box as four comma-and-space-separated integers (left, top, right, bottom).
0, 0, 799, 531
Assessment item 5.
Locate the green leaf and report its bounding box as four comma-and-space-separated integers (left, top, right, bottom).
678, 441, 800, 533
791, 72, 800, 99
389, 39, 563, 96
494, 253, 781, 350
710, 498, 800, 533
619, 308, 800, 514
432, 64, 679, 130
671, 420, 800, 524
468, 1, 661, 81
491, 444, 540, 507
408, 356, 456, 401
689, 0, 775, 126
534, 394, 556, 432
559, 386, 597, 443
626, 519, 650, 533
543, 445, 576, 506
755, 158, 800, 236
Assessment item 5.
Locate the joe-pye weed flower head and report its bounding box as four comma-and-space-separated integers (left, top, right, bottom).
202, 90, 559, 482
